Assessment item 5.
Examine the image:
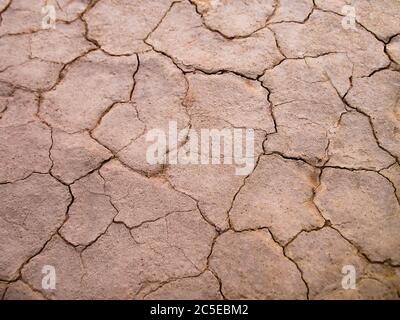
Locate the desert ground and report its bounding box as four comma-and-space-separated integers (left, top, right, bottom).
0, 0, 399, 300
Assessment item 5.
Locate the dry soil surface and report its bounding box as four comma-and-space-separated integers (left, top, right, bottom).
0, 0, 399, 300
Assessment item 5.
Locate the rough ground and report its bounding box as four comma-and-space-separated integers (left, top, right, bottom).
0, 0, 399, 300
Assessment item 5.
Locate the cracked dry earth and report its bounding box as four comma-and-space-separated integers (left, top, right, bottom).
0, 0, 399, 301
